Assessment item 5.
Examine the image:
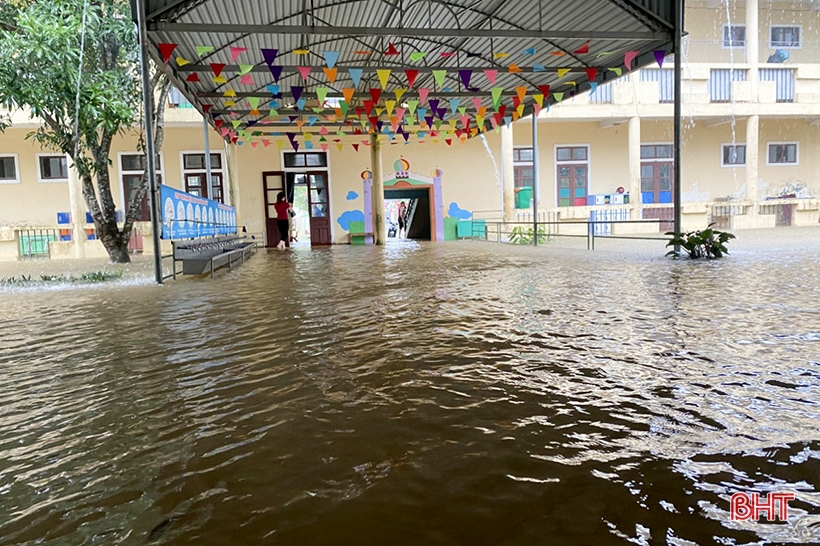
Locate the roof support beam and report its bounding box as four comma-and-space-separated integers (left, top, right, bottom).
149, 23, 668, 42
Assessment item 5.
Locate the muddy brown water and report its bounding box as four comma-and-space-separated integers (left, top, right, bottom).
1, 237, 819, 545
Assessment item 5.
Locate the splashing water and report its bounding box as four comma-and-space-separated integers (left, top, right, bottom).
480, 134, 503, 212
725, 0, 740, 195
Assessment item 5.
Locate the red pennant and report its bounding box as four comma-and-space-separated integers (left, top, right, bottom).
585, 68, 598, 81
538, 85, 551, 99
369, 88, 381, 103
210, 63, 226, 77
405, 69, 419, 87
445, 138, 452, 146
355, 107, 365, 117
498, 104, 507, 117
573, 41, 590, 55
203, 104, 213, 113
440, 52, 455, 57
363, 100, 375, 114
353, 143, 360, 151
385, 43, 399, 56
512, 96, 521, 109
158, 43, 177, 64
215, 120, 224, 128
186, 73, 199, 82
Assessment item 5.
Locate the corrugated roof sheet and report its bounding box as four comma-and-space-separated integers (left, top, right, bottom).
140, 0, 680, 138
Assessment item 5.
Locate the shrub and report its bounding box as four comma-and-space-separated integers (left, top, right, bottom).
666, 225, 735, 259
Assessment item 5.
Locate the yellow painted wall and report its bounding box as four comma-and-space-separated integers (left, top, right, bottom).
513, 121, 630, 207
758, 119, 820, 198
0, 125, 224, 228
226, 134, 506, 245
686, 1, 820, 65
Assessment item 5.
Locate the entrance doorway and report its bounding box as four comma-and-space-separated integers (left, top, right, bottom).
263, 170, 331, 247
385, 188, 432, 241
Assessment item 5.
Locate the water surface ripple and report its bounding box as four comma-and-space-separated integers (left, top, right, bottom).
1, 240, 819, 545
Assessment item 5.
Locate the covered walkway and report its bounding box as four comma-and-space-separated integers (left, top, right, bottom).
133, 0, 685, 282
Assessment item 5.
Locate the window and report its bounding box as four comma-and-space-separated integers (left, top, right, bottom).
513, 147, 534, 188
556, 146, 589, 207
722, 24, 746, 48
37, 154, 68, 182
722, 144, 746, 167
767, 143, 798, 165
556, 146, 587, 161
0, 154, 19, 183
770, 25, 801, 49
640, 144, 673, 160
640, 69, 675, 103
120, 153, 163, 221
283, 152, 328, 168
182, 152, 225, 202
513, 148, 533, 162
709, 68, 746, 103
640, 144, 674, 204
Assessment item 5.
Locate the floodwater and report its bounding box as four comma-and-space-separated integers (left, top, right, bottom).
1, 234, 820, 545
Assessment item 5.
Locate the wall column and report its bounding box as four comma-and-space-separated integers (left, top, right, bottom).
67, 160, 86, 258
746, 0, 759, 100
628, 116, 642, 218
746, 115, 759, 209
370, 133, 386, 245
501, 122, 515, 221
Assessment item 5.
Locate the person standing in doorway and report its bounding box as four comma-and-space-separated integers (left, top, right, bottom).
397, 200, 407, 238
274, 192, 292, 249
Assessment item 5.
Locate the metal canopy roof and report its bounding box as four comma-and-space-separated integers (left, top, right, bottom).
137, 0, 682, 142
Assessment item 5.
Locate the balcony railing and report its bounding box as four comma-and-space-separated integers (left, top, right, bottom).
759, 68, 794, 102
709, 68, 747, 103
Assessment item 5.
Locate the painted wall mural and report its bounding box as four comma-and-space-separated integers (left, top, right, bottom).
448, 202, 472, 220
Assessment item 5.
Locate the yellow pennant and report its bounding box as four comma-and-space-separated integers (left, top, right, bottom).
557, 68, 571, 79
223, 89, 237, 97
394, 88, 407, 102
377, 69, 392, 89
385, 99, 396, 116
213, 75, 227, 84
176, 57, 191, 66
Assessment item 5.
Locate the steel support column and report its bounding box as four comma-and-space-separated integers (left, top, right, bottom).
136, 0, 163, 283
532, 112, 540, 246
673, 0, 683, 252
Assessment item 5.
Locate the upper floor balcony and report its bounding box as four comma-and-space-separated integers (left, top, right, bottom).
554, 40, 820, 119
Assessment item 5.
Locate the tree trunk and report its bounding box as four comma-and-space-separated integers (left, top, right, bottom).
122, 73, 171, 251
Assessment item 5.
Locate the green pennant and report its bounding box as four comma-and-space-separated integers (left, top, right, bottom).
232, 120, 241, 129
316, 87, 329, 104
238, 64, 254, 75
432, 70, 446, 87
248, 97, 260, 110
553, 92, 564, 102
340, 101, 349, 117
434, 119, 443, 130
312, 107, 324, 113
458, 106, 466, 115
407, 100, 419, 115
410, 51, 427, 62
196, 45, 214, 56
491, 87, 503, 109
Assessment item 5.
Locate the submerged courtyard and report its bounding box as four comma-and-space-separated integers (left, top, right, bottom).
1, 231, 819, 544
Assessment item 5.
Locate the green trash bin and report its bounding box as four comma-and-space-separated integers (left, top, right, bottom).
515, 187, 532, 209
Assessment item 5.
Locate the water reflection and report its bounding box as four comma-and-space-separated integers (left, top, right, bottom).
1, 239, 819, 544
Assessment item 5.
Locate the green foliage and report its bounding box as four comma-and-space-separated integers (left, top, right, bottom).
0, 270, 123, 285
666, 225, 735, 259
509, 226, 550, 245
0, 0, 139, 174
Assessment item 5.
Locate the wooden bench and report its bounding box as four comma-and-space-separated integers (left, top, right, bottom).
172, 236, 257, 277
349, 231, 374, 245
